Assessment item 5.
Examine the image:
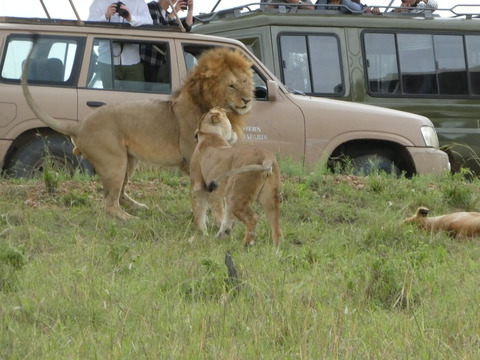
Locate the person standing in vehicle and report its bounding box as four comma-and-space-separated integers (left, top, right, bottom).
88, 0, 153, 89
317, 0, 379, 14
146, 0, 194, 30
268, 0, 315, 11
140, 0, 195, 83
395, 0, 438, 13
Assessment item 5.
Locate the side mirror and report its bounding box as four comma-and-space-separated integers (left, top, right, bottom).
267, 80, 278, 102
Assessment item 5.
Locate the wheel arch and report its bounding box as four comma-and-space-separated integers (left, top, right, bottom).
328, 139, 416, 177
3, 127, 62, 168
2, 127, 94, 178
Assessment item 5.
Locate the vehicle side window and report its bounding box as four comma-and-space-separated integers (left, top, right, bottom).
181, 44, 267, 99
398, 34, 438, 95
466, 35, 480, 95
87, 38, 171, 94
434, 35, 468, 95
279, 34, 343, 96
364, 33, 400, 95
364, 32, 479, 97
182, 44, 215, 73
0, 35, 82, 85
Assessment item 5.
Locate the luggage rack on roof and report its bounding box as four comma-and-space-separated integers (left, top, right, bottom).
194, 2, 480, 24
5, 0, 186, 31
0, 16, 186, 32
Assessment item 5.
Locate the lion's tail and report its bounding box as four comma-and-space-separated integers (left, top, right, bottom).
21, 35, 79, 138
207, 158, 273, 193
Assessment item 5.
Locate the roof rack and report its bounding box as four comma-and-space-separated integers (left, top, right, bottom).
0, 16, 186, 33
194, 2, 480, 24
0, 0, 187, 32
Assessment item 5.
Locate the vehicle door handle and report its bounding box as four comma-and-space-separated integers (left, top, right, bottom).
86, 101, 106, 107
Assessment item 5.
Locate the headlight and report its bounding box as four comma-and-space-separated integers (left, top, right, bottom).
421, 126, 439, 148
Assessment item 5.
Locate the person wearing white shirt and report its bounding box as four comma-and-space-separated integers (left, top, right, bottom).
411, 0, 438, 13
88, 0, 153, 89
395, 0, 438, 14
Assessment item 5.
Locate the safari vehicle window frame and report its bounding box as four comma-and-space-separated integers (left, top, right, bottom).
362, 30, 480, 99
180, 43, 218, 73
86, 37, 173, 94
0, 33, 85, 87
277, 31, 345, 97
180, 43, 270, 101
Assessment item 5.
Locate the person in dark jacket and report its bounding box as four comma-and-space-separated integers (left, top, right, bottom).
140, 0, 194, 83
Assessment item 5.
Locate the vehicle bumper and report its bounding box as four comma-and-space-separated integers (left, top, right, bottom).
407, 147, 451, 175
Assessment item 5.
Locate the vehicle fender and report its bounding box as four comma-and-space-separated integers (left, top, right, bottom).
304, 130, 416, 168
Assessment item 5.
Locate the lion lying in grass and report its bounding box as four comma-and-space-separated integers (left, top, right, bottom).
21, 46, 254, 220
189, 107, 282, 247
404, 207, 480, 239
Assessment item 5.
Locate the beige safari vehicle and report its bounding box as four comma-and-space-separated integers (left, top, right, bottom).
0, 10, 449, 177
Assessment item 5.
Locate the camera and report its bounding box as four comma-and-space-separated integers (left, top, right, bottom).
115, 1, 129, 18
180, 1, 188, 10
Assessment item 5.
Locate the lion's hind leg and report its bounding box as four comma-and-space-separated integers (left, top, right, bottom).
119, 155, 148, 210
258, 182, 282, 246
101, 173, 136, 220
216, 203, 235, 239
232, 205, 258, 247
88, 153, 135, 220
226, 188, 258, 246
257, 164, 282, 246
189, 183, 209, 243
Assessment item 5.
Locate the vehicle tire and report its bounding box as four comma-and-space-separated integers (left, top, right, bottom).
5, 134, 94, 178
350, 153, 401, 176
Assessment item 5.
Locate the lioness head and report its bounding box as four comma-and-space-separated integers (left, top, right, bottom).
403, 207, 430, 224
197, 107, 237, 144
183, 47, 254, 116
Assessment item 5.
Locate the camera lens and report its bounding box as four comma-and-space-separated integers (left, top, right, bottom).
116, 2, 129, 17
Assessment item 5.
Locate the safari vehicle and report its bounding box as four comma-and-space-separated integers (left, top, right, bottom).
0, 4, 449, 178
193, 2, 480, 173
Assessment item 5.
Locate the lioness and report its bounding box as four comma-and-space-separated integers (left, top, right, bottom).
404, 207, 480, 239
190, 107, 282, 246
21, 45, 254, 220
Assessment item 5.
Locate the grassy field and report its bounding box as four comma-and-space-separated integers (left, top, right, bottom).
1, 164, 479, 359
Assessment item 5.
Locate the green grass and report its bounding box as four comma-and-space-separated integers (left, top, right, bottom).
1, 165, 480, 359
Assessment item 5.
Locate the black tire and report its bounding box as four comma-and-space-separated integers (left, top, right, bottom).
5, 134, 94, 178
350, 154, 400, 176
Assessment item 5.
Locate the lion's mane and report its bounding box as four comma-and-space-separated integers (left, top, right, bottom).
172, 47, 254, 138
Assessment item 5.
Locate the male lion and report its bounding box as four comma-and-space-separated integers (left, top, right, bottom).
21, 46, 254, 220
189, 107, 282, 247
404, 207, 480, 239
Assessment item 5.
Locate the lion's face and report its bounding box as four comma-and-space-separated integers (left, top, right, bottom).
198, 107, 237, 144
221, 68, 254, 115
181, 48, 255, 117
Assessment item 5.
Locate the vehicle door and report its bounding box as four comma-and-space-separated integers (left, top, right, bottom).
0, 33, 81, 140
173, 41, 306, 163
77, 34, 178, 120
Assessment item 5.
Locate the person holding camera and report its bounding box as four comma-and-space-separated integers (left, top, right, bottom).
140, 0, 194, 84
395, 0, 438, 13
88, 0, 153, 89
146, 0, 194, 30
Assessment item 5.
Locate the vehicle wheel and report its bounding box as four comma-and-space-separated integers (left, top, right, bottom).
350, 153, 400, 176
5, 134, 94, 178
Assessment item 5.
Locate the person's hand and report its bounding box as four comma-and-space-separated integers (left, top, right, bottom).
175, 0, 189, 12
119, 4, 132, 22
105, 3, 117, 20
187, 0, 194, 11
